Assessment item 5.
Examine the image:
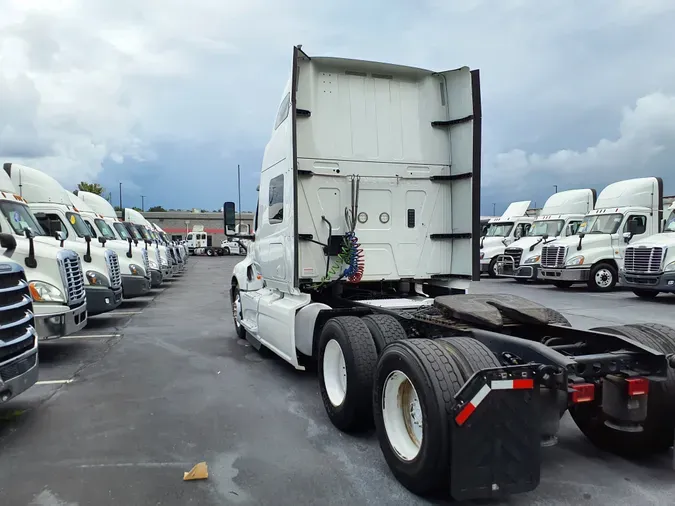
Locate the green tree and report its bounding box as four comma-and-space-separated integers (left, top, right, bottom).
147, 206, 166, 212
77, 182, 105, 195
132, 206, 143, 213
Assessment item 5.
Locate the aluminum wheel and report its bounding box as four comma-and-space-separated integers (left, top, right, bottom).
323, 339, 347, 407
382, 370, 423, 461
232, 291, 242, 329
594, 268, 613, 289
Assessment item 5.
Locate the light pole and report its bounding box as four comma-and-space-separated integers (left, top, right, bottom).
119, 182, 123, 210
237, 164, 242, 233
492, 203, 496, 215
185, 220, 190, 237
141, 195, 146, 212
554, 185, 558, 193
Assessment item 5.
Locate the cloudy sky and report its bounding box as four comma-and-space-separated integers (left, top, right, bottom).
1, 0, 674, 215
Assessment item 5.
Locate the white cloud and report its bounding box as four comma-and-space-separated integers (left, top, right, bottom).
485, 93, 675, 191
0, 0, 674, 203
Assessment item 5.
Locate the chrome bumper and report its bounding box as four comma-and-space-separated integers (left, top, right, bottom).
34, 302, 87, 340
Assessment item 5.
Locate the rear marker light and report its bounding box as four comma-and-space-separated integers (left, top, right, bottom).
571, 383, 595, 403
626, 377, 649, 396
455, 378, 534, 426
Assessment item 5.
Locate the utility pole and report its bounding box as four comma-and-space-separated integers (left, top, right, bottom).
237, 164, 242, 233
119, 182, 123, 210
141, 195, 146, 212
492, 203, 496, 215
554, 185, 558, 193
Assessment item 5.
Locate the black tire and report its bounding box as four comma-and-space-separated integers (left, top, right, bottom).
361, 314, 407, 354
318, 316, 378, 432
544, 308, 571, 326
222, 247, 230, 256
587, 262, 617, 292
633, 289, 659, 299
231, 284, 247, 340
206, 248, 214, 257
373, 339, 464, 496
435, 337, 501, 381
553, 281, 573, 289
487, 257, 498, 278
569, 324, 675, 456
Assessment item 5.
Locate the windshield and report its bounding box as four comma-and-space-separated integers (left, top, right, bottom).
527, 220, 564, 237
0, 202, 46, 235
578, 214, 623, 235
123, 222, 142, 240
66, 212, 93, 238
135, 224, 151, 240
485, 222, 514, 237
113, 222, 131, 240
95, 219, 117, 240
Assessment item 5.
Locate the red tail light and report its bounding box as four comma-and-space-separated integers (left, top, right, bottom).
626, 377, 649, 396
572, 383, 595, 403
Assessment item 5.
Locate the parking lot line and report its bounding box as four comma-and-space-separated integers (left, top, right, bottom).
36, 379, 73, 385
94, 311, 143, 316
61, 334, 121, 340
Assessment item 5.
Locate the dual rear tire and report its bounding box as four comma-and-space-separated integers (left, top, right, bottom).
317, 314, 501, 496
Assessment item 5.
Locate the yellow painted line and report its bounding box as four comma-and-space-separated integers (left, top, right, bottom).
36, 379, 73, 385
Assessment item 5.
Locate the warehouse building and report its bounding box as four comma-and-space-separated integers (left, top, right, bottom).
117, 210, 254, 245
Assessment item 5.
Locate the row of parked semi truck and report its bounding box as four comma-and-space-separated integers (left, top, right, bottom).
479, 176, 675, 297
0, 162, 190, 405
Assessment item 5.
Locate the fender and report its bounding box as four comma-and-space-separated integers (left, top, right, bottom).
232, 257, 264, 293
294, 302, 332, 357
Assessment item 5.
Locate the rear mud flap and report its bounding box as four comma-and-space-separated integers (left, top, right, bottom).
450, 367, 542, 501
435, 294, 550, 327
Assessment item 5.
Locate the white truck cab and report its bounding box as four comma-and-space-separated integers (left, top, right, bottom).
148, 223, 185, 272
496, 189, 596, 282
0, 257, 39, 401
0, 167, 87, 339
68, 192, 151, 298
77, 191, 165, 287
620, 202, 675, 299
479, 201, 534, 277
123, 208, 175, 277
5, 163, 123, 315
538, 177, 663, 291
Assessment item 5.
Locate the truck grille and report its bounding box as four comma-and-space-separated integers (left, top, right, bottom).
504, 248, 523, 267
624, 246, 664, 274
0, 263, 36, 366
541, 246, 567, 268
141, 249, 150, 275
105, 250, 122, 288
57, 250, 85, 305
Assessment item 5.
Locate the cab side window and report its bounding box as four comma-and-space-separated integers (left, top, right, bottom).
274, 93, 291, 130
514, 223, 530, 239
624, 215, 647, 236
567, 221, 581, 236
36, 213, 68, 238
268, 175, 284, 225
85, 221, 97, 237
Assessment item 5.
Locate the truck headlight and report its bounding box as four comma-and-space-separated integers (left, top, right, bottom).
86, 270, 110, 287
524, 255, 540, 264
129, 264, 145, 276
29, 281, 66, 303
566, 255, 584, 266
665, 261, 675, 272
149, 259, 158, 270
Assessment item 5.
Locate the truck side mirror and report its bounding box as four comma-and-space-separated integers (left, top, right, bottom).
84, 234, 92, 262
223, 201, 236, 233
126, 237, 133, 258
22, 227, 37, 268
623, 231, 633, 244
542, 233, 549, 241
98, 236, 107, 246
0, 233, 17, 251
54, 230, 67, 247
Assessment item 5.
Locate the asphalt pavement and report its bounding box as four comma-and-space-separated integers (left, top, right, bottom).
0, 258, 674, 505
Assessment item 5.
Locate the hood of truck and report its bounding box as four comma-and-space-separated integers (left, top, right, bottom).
34, 236, 113, 278
3, 239, 72, 294
628, 232, 675, 249
480, 236, 509, 250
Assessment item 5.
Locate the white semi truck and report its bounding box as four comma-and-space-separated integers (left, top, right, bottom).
0, 165, 88, 338
5, 163, 124, 314
77, 191, 166, 287
620, 202, 675, 299
538, 177, 663, 292
496, 189, 596, 282
479, 201, 535, 277
66, 192, 152, 298
0, 257, 40, 403
224, 47, 675, 501
123, 208, 177, 277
